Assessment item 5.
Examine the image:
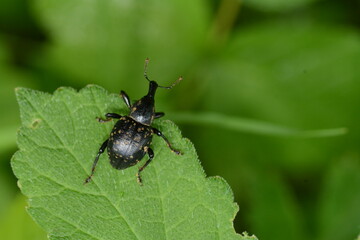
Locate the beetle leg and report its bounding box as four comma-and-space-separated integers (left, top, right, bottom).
84, 139, 109, 184
152, 127, 182, 155
154, 112, 165, 119
120, 91, 131, 109
136, 147, 154, 185
97, 113, 122, 122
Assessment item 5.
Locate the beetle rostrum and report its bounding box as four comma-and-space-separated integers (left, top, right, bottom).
84, 58, 183, 185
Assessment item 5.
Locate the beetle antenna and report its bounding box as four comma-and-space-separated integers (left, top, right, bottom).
144, 58, 152, 82
143, 58, 183, 89
158, 76, 183, 89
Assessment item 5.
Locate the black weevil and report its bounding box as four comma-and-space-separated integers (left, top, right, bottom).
84, 59, 182, 185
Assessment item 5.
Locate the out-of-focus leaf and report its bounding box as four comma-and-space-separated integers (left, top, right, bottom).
170, 111, 347, 137
317, 157, 360, 240
0, 68, 31, 127
190, 22, 360, 239
0, 38, 8, 61
205, 22, 360, 128
0, 38, 37, 153
0, 194, 47, 240
31, 0, 209, 91
12, 85, 257, 240
200, 21, 360, 170
0, 126, 18, 155
0, 170, 16, 217
0, 0, 33, 30
243, 0, 317, 12
247, 172, 305, 240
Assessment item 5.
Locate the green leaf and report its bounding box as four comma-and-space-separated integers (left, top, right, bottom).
12, 86, 257, 240
204, 21, 360, 130
242, 0, 317, 12
0, 37, 37, 154
31, 0, 209, 90
170, 111, 347, 138
0, 169, 16, 218
200, 21, 360, 171
247, 172, 305, 240
0, 126, 18, 155
0, 194, 47, 240
317, 157, 360, 240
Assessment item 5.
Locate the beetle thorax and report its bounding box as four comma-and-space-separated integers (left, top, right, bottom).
130, 96, 155, 125
129, 81, 158, 125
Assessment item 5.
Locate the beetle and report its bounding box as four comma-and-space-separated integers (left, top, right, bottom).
84, 58, 182, 185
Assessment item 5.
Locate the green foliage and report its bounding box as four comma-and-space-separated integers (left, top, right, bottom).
170, 112, 347, 137
31, 0, 209, 90
317, 157, 360, 240
12, 86, 257, 240
196, 21, 360, 240
242, 0, 317, 11
1, 0, 360, 240
0, 168, 16, 217
202, 21, 360, 170
0, 39, 37, 152
0, 194, 47, 240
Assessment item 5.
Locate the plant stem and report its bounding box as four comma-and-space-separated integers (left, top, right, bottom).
209, 0, 242, 48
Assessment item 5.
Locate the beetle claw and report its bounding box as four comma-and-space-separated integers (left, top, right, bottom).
174, 150, 182, 155
84, 175, 92, 185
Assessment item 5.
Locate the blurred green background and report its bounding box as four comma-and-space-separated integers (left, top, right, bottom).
0, 0, 359, 239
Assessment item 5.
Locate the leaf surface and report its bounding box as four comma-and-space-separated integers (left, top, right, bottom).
12, 86, 257, 240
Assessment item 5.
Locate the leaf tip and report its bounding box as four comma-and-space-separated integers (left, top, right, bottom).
15, 87, 29, 99
15, 87, 24, 92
